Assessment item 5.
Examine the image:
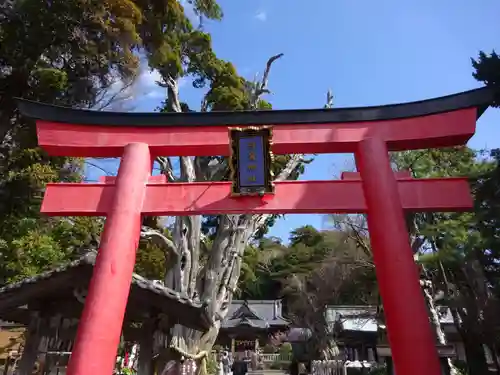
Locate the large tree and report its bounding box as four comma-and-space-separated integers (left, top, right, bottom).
324, 147, 496, 375
235, 226, 377, 361
130, 3, 316, 371
0, 0, 143, 283
138, 54, 313, 371
236, 225, 378, 304
283, 227, 377, 360
471, 50, 500, 295
0, 4, 312, 369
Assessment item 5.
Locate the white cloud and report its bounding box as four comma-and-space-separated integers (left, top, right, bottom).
255, 10, 267, 22
140, 69, 162, 88
137, 69, 188, 100
96, 65, 190, 111
145, 89, 164, 99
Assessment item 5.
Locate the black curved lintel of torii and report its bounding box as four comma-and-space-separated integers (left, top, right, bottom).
15, 86, 496, 128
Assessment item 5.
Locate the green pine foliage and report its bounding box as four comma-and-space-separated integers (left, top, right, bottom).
0, 0, 218, 284
472, 51, 500, 106
0, 0, 308, 285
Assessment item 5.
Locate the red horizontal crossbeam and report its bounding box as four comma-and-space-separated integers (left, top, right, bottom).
42, 178, 472, 216
37, 108, 476, 157
341, 170, 412, 180
99, 175, 167, 184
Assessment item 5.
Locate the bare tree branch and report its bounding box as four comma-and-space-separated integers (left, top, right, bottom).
275, 154, 304, 182
251, 53, 284, 106
87, 72, 139, 111
84, 159, 116, 176
94, 79, 136, 111
157, 156, 177, 182
200, 97, 209, 112
326, 89, 334, 109
140, 226, 179, 259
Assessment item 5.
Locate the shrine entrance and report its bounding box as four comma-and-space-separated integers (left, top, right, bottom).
216, 300, 290, 363
18, 86, 495, 375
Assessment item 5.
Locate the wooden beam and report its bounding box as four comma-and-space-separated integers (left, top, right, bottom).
41, 178, 473, 216
35, 108, 477, 157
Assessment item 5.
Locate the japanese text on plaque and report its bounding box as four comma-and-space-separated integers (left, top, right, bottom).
238, 136, 265, 187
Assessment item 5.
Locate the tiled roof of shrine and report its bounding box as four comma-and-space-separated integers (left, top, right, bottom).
0, 252, 193, 304
286, 305, 457, 341
222, 300, 290, 330
0, 252, 211, 330
326, 306, 379, 333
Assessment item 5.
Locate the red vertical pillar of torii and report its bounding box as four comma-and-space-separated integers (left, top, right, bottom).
17, 88, 493, 375
67, 143, 152, 375
356, 138, 443, 375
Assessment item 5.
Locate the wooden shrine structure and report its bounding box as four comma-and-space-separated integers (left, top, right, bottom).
216, 300, 290, 354
0, 252, 210, 375
17, 86, 496, 375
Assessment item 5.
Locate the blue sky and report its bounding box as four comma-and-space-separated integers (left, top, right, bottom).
87, 0, 500, 243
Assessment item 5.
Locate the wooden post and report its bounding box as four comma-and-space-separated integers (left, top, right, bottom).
367, 347, 375, 362
17, 314, 41, 375
35, 324, 50, 375
3, 356, 11, 375
37, 315, 62, 375
137, 318, 155, 375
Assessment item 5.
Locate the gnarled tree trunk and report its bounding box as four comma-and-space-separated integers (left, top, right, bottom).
141, 54, 308, 375
420, 279, 459, 375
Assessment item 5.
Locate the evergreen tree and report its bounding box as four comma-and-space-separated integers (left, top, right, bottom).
472, 51, 500, 106
0, 0, 142, 283
392, 147, 497, 375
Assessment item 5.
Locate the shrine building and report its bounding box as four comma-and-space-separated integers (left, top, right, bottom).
215, 300, 290, 353
0, 252, 210, 375
287, 305, 471, 375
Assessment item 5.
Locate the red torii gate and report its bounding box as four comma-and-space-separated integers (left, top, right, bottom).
18, 87, 494, 375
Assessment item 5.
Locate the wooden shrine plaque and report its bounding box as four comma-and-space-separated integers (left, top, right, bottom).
234, 340, 255, 351
229, 127, 274, 196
